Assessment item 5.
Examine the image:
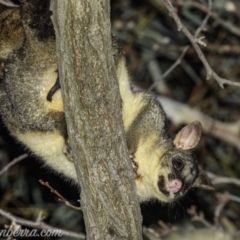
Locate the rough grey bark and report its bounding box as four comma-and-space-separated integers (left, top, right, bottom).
50, 1, 143, 239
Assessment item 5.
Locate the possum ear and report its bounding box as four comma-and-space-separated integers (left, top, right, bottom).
173, 121, 202, 150
193, 169, 215, 190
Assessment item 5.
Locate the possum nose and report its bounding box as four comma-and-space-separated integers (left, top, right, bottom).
167, 179, 182, 193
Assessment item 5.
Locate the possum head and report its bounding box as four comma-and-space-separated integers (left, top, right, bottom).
155, 121, 213, 202
135, 121, 213, 203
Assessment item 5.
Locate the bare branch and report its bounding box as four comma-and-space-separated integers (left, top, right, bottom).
175, 0, 240, 38
0, 0, 19, 7
39, 180, 81, 211
162, 0, 240, 88
207, 172, 240, 186
158, 96, 240, 152
214, 192, 240, 226
0, 208, 85, 239
148, 4, 213, 92
149, 0, 211, 91
214, 193, 229, 227
0, 154, 28, 176
5, 221, 21, 240
224, 192, 240, 204
187, 205, 214, 228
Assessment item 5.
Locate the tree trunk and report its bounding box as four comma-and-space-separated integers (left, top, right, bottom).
50, 1, 143, 239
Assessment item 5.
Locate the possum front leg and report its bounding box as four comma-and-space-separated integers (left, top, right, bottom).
130, 154, 137, 170
46, 75, 74, 162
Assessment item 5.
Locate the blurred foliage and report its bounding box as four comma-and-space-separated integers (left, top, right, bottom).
0, 0, 240, 239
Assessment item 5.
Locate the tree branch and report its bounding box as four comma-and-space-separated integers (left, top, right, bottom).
158, 96, 240, 152
175, 0, 240, 38
0, 208, 85, 239
148, 0, 212, 91
0, 0, 19, 7
39, 180, 81, 211
0, 154, 28, 176
162, 0, 240, 88
50, 1, 143, 239
207, 172, 240, 186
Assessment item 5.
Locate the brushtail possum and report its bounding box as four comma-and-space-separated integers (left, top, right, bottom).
0, 0, 213, 203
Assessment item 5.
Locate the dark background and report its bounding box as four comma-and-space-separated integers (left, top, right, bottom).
0, 0, 240, 239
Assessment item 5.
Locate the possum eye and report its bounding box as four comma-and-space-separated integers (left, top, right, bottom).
173, 159, 184, 171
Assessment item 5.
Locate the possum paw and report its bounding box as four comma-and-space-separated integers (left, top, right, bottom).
63, 139, 74, 162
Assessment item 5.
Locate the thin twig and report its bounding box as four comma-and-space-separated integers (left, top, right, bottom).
35, 211, 45, 223
187, 205, 214, 228
148, 0, 212, 91
224, 192, 240, 204
158, 96, 240, 152
0, 0, 19, 7
207, 172, 240, 186
162, 0, 240, 88
0, 208, 85, 239
142, 226, 162, 240
214, 191, 240, 226
214, 193, 229, 227
162, 46, 188, 79
194, 0, 212, 38
175, 0, 240, 38
5, 221, 21, 240
148, 46, 189, 91
0, 154, 28, 176
39, 180, 81, 211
